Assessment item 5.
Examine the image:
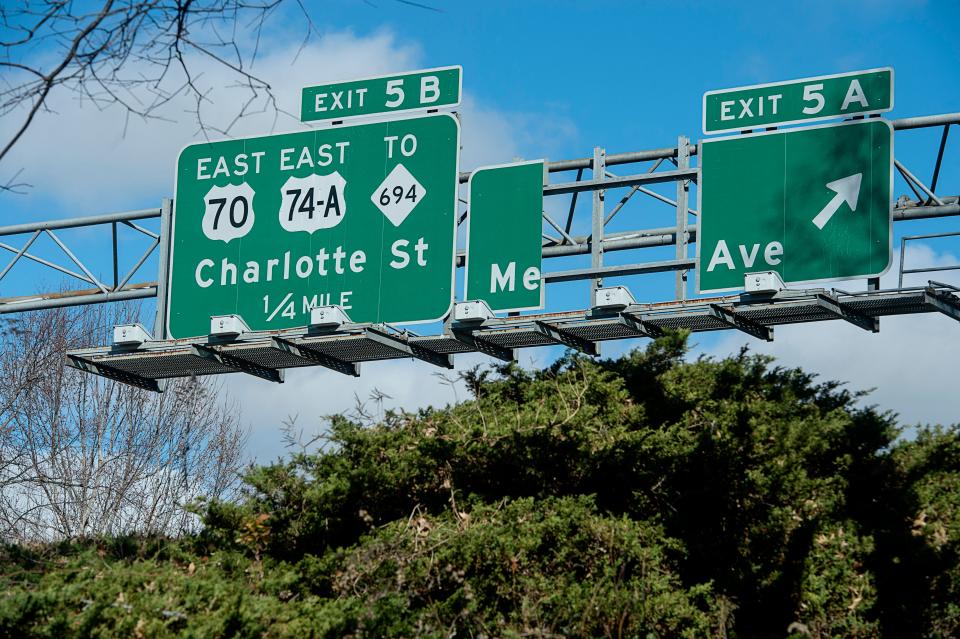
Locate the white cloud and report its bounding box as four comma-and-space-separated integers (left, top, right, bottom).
699, 242, 960, 428
2, 28, 573, 211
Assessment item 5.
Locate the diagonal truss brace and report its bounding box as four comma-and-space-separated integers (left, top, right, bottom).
67, 354, 164, 392
534, 320, 599, 355
271, 336, 360, 377
924, 288, 960, 322
709, 304, 774, 342
191, 344, 284, 383
448, 327, 515, 362
364, 327, 453, 369
815, 293, 879, 332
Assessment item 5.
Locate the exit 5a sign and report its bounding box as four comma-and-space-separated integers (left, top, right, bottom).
703, 68, 893, 134
697, 119, 893, 293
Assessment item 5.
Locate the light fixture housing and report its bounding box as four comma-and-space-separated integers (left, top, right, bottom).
112, 323, 152, 347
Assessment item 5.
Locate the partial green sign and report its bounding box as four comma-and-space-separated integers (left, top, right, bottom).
466, 160, 544, 312
301, 66, 461, 123
697, 119, 892, 293
703, 68, 893, 134
167, 113, 460, 339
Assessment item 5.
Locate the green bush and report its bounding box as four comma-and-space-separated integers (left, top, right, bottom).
1, 333, 958, 637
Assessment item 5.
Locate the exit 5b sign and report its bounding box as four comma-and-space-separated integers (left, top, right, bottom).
301, 66, 461, 123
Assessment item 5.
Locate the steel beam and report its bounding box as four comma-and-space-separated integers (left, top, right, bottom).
815, 293, 880, 332
534, 321, 599, 356
619, 313, 665, 338
544, 259, 696, 283
544, 167, 698, 196
0, 208, 160, 237
271, 336, 360, 377
0, 286, 157, 314
924, 289, 960, 322
363, 327, 453, 369
191, 344, 284, 383
891, 113, 960, 130
449, 328, 515, 362
709, 304, 774, 341
67, 354, 163, 393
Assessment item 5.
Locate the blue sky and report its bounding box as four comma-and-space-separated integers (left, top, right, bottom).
1, 1, 958, 459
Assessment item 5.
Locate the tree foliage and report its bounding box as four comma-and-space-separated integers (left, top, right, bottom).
1, 332, 958, 637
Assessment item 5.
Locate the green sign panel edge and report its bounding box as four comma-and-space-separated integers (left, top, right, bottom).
300, 65, 462, 124
465, 159, 545, 313
695, 118, 894, 294
165, 112, 461, 339
702, 67, 894, 135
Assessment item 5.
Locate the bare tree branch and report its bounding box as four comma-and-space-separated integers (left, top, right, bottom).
0, 302, 247, 542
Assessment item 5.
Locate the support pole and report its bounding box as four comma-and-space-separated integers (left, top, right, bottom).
153, 198, 173, 339
675, 137, 690, 300
591, 147, 606, 300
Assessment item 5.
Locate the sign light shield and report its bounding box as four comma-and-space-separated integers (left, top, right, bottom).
696, 119, 894, 294
702, 67, 894, 135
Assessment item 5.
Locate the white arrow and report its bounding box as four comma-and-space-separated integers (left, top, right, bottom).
812, 173, 863, 230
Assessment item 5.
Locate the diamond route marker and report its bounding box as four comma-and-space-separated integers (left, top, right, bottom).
372, 163, 425, 227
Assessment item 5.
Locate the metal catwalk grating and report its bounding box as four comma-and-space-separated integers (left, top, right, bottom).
65, 287, 959, 389
736, 303, 836, 326
646, 312, 729, 332
91, 351, 236, 378
299, 335, 407, 363
561, 320, 647, 342
843, 292, 929, 316
219, 344, 316, 369
411, 336, 474, 354
474, 328, 557, 349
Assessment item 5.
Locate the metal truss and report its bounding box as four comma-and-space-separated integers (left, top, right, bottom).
0, 203, 169, 316
0, 112, 955, 388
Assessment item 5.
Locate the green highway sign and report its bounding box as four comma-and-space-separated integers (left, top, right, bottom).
703, 67, 893, 134
697, 119, 893, 293
301, 66, 461, 123
167, 113, 460, 339
466, 160, 544, 312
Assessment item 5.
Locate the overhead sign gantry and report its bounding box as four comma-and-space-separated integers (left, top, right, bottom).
0, 62, 946, 390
